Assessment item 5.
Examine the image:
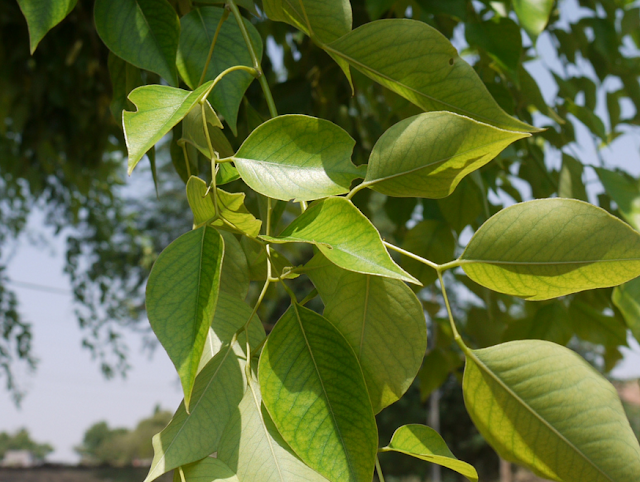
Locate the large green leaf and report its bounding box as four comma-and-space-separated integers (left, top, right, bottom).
177, 7, 262, 134
596, 167, 640, 231
382, 425, 477, 482
182, 458, 239, 482
145, 343, 245, 482
613, 276, 640, 344
463, 340, 640, 481
262, 0, 351, 44
123, 81, 214, 174
305, 253, 427, 413
180, 99, 223, 157
460, 199, 640, 300
324, 19, 536, 133
569, 299, 628, 347
259, 304, 378, 482
146, 226, 224, 408
466, 18, 522, 82
262, 197, 418, 284
218, 231, 250, 301
94, 0, 180, 86
503, 302, 573, 346
218, 376, 330, 481
108, 53, 143, 124
233, 115, 362, 201
186, 176, 262, 237
513, 0, 555, 40
17, 0, 77, 54
401, 220, 455, 287
361, 112, 527, 198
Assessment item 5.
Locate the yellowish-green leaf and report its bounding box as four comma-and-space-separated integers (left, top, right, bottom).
324, 19, 537, 133
596, 167, 640, 231
146, 226, 223, 408
218, 231, 250, 301
383, 425, 478, 482
233, 115, 362, 202
613, 276, 640, 344
182, 458, 239, 482
558, 154, 588, 201
181, 100, 223, 158
513, 0, 555, 40
259, 304, 378, 482
463, 340, 640, 481
305, 253, 427, 413
17, 0, 78, 54
262, 197, 418, 284
124, 81, 213, 174
460, 199, 640, 300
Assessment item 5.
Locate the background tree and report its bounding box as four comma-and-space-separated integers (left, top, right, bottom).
0, 428, 53, 461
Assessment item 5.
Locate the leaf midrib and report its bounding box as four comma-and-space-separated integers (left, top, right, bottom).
459, 257, 640, 266
467, 349, 613, 482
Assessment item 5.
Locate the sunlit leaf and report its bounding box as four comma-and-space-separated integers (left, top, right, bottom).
95, 0, 180, 86
460, 199, 640, 300
305, 253, 427, 413
596, 167, 640, 231
259, 304, 378, 482
613, 276, 640, 344
181, 100, 223, 158
262, 197, 418, 284
181, 458, 239, 482
233, 115, 362, 201
463, 340, 640, 481
324, 19, 537, 132
558, 154, 588, 201
17, 0, 77, 54
177, 7, 262, 134
361, 112, 527, 198
383, 425, 478, 482
513, 0, 555, 40
146, 226, 223, 408
124, 82, 214, 174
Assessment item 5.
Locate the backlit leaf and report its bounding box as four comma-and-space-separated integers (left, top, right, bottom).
262, 197, 418, 284
612, 276, 640, 344
361, 112, 527, 198
463, 340, 640, 481
233, 115, 362, 201
17, 0, 77, 54
513, 0, 554, 40
324, 19, 537, 132
305, 253, 427, 413
95, 0, 180, 86
218, 231, 250, 301
146, 226, 223, 408
596, 167, 640, 231
460, 199, 640, 300
181, 100, 223, 158
558, 154, 588, 201
383, 425, 478, 482
182, 458, 239, 482
259, 304, 378, 482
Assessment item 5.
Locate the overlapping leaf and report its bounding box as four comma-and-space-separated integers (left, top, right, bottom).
95, 0, 180, 86
233, 115, 362, 201
460, 199, 640, 300
361, 112, 527, 198
463, 340, 640, 481
596, 167, 640, 231
324, 19, 537, 132
401, 220, 455, 287
181, 458, 239, 482
259, 304, 377, 482
613, 276, 640, 343
305, 253, 426, 413
503, 302, 573, 346
181, 100, 223, 157
218, 231, 250, 301
382, 425, 477, 482
262, 197, 418, 284
177, 7, 262, 133
146, 226, 223, 408
123, 81, 214, 174
18, 0, 78, 54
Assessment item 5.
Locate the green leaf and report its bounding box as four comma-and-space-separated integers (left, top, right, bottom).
513, 0, 554, 40
145, 342, 245, 482
460, 199, 640, 300
146, 226, 224, 408
94, 0, 180, 86
596, 167, 640, 231
569, 299, 628, 347
558, 154, 588, 201
196, 0, 258, 16
108, 53, 143, 123
124, 81, 213, 174
465, 18, 522, 82
463, 340, 640, 481
259, 304, 378, 482
186, 176, 262, 237
262, 197, 418, 284
181, 99, 224, 158
305, 253, 427, 413
233, 115, 361, 201
197, 291, 265, 372
182, 458, 239, 482
565, 98, 606, 139
361, 112, 527, 199
503, 302, 573, 346
218, 376, 330, 481
437, 177, 484, 234
613, 276, 640, 344
218, 231, 250, 301
324, 19, 537, 133
177, 7, 263, 134
401, 220, 455, 287
17, 0, 77, 54
418, 349, 455, 401
383, 425, 478, 482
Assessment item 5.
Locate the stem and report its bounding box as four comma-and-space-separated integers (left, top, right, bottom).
203, 65, 258, 98
299, 288, 318, 306
197, 9, 230, 87
375, 455, 386, 482
227, 0, 278, 118
202, 103, 219, 215
383, 240, 440, 270
300, 200, 307, 213
345, 181, 369, 200
180, 142, 192, 178
436, 269, 468, 353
